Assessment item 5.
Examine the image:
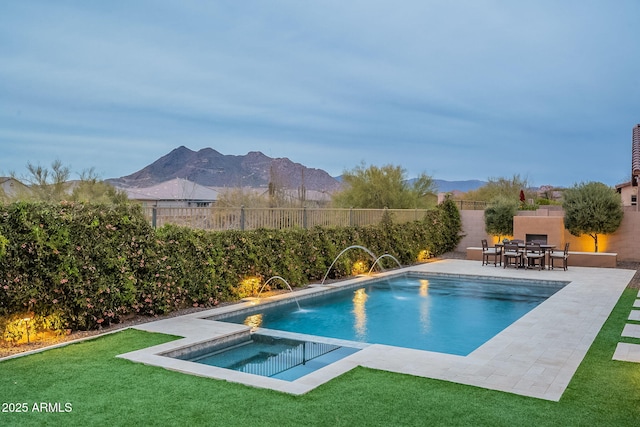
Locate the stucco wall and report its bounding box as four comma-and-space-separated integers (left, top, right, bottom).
455, 208, 640, 262
457, 210, 491, 251
605, 210, 640, 261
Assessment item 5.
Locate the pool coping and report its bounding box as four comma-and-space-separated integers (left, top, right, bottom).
117, 260, 635, 400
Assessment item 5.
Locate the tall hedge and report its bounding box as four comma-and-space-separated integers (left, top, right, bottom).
0, 201, 157, 330
0, 200, 461, 337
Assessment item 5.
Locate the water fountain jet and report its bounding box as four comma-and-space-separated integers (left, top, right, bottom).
321, 245, 378, 286
256, 276, 301, 311
368, 254, 402, 275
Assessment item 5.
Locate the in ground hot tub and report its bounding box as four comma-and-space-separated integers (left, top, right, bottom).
163, 332, 360, 381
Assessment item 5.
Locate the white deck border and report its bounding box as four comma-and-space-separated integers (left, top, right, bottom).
118, 260, 634, 400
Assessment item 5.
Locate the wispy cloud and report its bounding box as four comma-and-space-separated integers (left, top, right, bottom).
1, 1, 639, 186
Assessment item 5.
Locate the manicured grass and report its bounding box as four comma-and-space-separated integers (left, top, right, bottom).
2, 289, 640, 426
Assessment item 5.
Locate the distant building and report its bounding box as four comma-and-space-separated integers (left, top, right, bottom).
616, 124, 640, 206
536, 185, 563, 201
119, 178, 219, 207
0, 177, 31, 199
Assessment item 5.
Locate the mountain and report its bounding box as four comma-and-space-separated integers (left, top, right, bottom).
402, 178, 486, 192
107, 146, 342, 192
433, 179, 486, 192
107, 146, 487, 194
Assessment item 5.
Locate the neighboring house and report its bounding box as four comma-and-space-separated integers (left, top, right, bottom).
119, 178, 219, 207
616, 180, 637, 207
0, 177, 31, 199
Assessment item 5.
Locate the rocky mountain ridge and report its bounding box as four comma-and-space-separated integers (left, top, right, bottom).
106, 146, 487, 193
107, 146, 343, 193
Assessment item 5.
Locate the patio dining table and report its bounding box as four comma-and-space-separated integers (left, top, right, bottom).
495, 242, 556, 269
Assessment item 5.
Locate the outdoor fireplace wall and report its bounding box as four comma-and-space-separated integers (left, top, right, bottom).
514, 216, 564, 246
526, 234, 548, 244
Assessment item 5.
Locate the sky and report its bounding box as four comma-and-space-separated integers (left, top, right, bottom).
2, 1, 640, 188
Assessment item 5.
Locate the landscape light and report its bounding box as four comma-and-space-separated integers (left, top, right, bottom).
239, 277, 261, 298
351, 260, 368, 276
22, 313, 33, 344
417, 250, 431, 262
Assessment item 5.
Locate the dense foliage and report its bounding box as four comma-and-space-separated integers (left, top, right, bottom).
484, 196, 519, 240
0, 199, 462, 340
562, 182, 624, 252
463, 174, 534, 204
332, 163, 437, 209
9, 161, 128, 204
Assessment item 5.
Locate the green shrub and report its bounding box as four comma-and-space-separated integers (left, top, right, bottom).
0, 233, 8, 259
0, 201, 461, 338
484, 196, 518, 239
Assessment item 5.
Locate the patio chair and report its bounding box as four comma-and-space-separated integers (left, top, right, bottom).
524, 243, 545, 270
549, 243, 570, 270
481, 239, 502, 266
503, 243, 523, 269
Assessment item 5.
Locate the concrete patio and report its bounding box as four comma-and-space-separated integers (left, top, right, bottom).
118, 259, 635, 401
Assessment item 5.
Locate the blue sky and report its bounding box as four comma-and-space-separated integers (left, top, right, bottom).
2, 1, 639, 188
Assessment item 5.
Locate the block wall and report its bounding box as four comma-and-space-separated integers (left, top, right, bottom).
455, 208, 640, 262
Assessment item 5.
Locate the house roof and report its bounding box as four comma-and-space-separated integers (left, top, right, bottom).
121, 178, 219, 201
616, 180, 633, 190
0, 177, 31, 196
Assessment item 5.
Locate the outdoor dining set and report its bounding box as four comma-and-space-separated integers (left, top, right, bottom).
481, 239, 570, 270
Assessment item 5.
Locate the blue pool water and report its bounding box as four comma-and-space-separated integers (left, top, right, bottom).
177, 334, 360, 381
214, 274, 566, 356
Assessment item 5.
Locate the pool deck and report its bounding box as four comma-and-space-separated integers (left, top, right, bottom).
118, 260, 635, 401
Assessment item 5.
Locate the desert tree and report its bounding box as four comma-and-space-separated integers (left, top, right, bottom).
19, 159, 71, 202
267, 163, 287, 207
12, 161, 127, 204
331, 163, 437, 209
562, 181, 623, 252
463, 174, 534, 204
217, 187, 270, 208
484, 195, 519, 241
70, 167, 128, 204
0, 185, 8, 204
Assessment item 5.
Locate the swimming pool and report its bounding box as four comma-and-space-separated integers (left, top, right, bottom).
120, 261, 632, 398
210, 273, 567, 356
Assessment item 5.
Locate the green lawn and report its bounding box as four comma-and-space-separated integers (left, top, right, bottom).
2, 288, 640, 427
